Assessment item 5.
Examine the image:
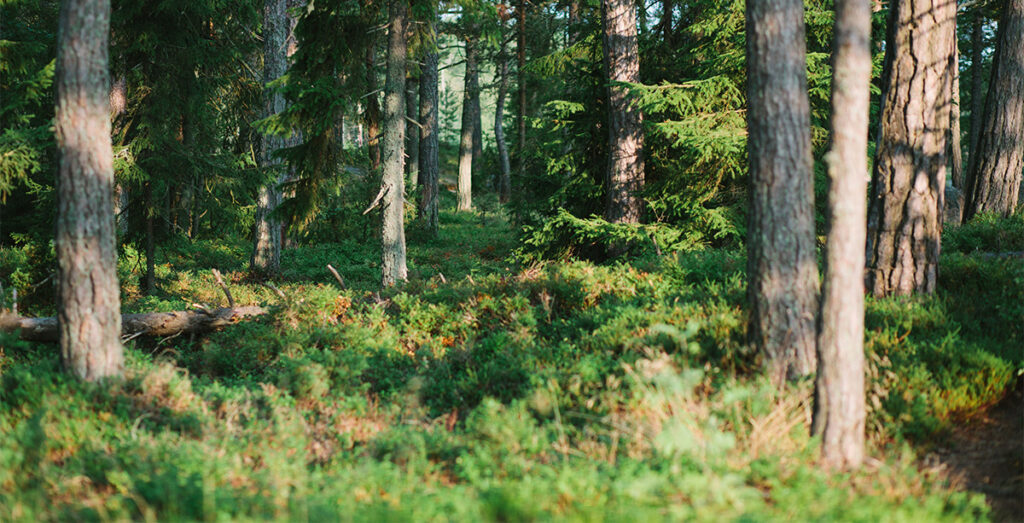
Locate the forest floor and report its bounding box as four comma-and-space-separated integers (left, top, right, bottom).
934, 380, 1024, 522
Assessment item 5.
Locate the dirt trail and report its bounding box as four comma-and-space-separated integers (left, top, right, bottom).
934, 384, 1023, 521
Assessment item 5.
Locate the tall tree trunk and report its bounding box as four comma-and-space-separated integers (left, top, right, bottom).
517, 0, 527, 178
55, 0, 122, 380
252, 0, 288, 275
366, 44, 382, 172
601, 0, 644, 223
963, 0, 1024, 220
745, 0, 819, 384
814, 0, 870, 470
406, 73, 420, 193
866, 0, 955, 297
457, 36, 478, 212
968, 14, 986, 165
418, 19, 440, 236
469, 45, 483, 171
569, 0, 581, 44
950, 29, 964, 191
496, 30, 513, 203
380, 0, 408, 287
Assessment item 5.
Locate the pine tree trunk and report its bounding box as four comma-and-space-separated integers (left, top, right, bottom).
406, 74, 420, 193
950, 30, 963, 191
745, 0, 819, 384
496, 31, 513, 203
366, 45, 382, 172
54, 0, 123, 380
145, 182, 156, 295
469, 41, 483, 171
866, 0, 955, 297
962, 0, 1024, 220
517, 0, 527, 178
968, 14, 985, 165
380, 0, 408, 287
418, 19, 440, 236
814, 0, 870, 470
251, 0, 287, 275
457, 36, 478, 212
601, 0, 645, 223
568, 0, 581, 44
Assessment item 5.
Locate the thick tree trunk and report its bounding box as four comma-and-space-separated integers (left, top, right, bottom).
252, 0, 288, 275
866, 0, 955, 297
406, 74, 420, 193
963, 0, 1024, 220
496, 31, 513, 203
366, 45, 382, 172
517, 0, 527, 178
54, 0, 123, 380
1, 307, 266, 342
457, 36, 478, 212
380, 0, 408, 287
814, 0, 870, 470
745, 0, 819, 384
418, 19, 440, 236
601, 0, 645, 223
968, 14, 986, 165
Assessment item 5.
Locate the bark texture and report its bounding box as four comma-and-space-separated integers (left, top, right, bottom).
366, 45, 382, 172
1, 307, 266, 342
418, 20, 440, 236
54, 0, 123, 380
252, 0, 288, 275
457, 35, 479, 211
380, 0, 408, 287
814, 0, 870, 470
495, 31, 513, 203
866, 0, 955, 297
963, 0, 1024, 219
601, 0, 644, 223
968, 14, 986, 165
517, 0, 527, 177
950, 29, 963, 191
406, 74, 420, 192
745, 0, 819, 384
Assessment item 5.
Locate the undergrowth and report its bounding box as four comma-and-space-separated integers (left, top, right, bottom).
0, 202, 1018, 520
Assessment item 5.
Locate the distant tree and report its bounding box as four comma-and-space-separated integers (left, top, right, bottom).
517, 0, 527, 178
814, 0, 870, 470
366, 44, 382, 173
745, 0, 819, 384
380, 0, 408, 286
406, 70, 420, 193
963, 0, 1024, 220
54, 0, 123, 380
495, 21, 513, 203
601, 0, 644, 223
457, 26, 480, 211
418, 15, 440, 235
252, 0, 289, 275
866, 0, 955, 297
967, 11, 987, 168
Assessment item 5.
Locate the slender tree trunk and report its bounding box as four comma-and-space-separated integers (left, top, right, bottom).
745, 0, 819, 384
601, 0, 644, 223
380, 0, 408, 287
457, 36, 478, 211
950, 29, 964, 191
814, 0, 870, 470
517, 0, 527, 178
496, 30, 513, 203
968, 14, 986, 164
569, 0, 581, 44
55, 0, 122, 380
963, 0, 1024, 220
145, 182, 156, 295
418, 19, 440, 236
866, 0, 955, 297
406, 73, 420, 193
469, 43, 483, 171
252, 0, 287, 275
366, 44, 382, 172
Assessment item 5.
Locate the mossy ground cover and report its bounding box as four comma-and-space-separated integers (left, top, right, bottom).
0, 201, 1019, 520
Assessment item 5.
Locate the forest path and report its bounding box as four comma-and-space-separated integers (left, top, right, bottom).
933, 382, 1023, 521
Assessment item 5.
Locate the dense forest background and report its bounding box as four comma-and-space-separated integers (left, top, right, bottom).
0, 0, 1022, 519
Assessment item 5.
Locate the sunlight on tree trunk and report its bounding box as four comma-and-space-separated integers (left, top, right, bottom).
457, 32, 478, 212
601, 0, 644, 223
380, 0, 408, 287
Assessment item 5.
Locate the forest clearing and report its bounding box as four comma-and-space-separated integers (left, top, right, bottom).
1, 0, 1023, 520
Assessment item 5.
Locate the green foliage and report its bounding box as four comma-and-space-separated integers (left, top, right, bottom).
944, 212, 1024, 254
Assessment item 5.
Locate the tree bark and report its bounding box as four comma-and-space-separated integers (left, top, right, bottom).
601, 0, 645, 223
54, 0, 123, 380
496, 29, 513, 203
406, 73, 420, 193
814, 0, 870, 470
517, 0, 527, 178
144, 181, 156, 295
950, 26, 964, 191
380, 0, 408, 287
366, 44, 382, 172
457, 35, 479, 211
962, 0, 1024, 220
418, 18, 440, 236
968, 14, 986, 165
866, 0, 955, 297
745, 0, 819, 384
1, 307, 266, 342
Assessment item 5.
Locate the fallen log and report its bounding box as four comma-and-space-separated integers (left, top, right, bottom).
0, 306, 266, 342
